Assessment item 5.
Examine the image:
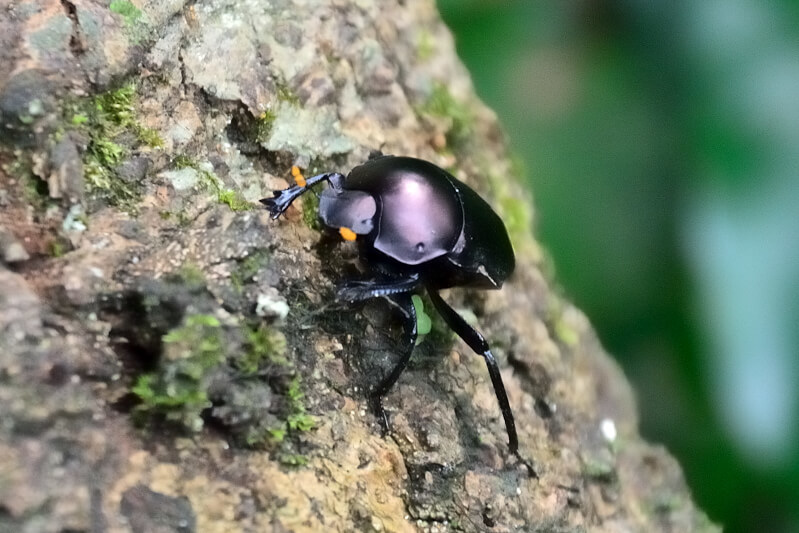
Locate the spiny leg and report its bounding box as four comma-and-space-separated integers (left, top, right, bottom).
260, 172, 345, 219
336, 274, 421, 303
427, 289, 519, 454
369, 292, 418, 433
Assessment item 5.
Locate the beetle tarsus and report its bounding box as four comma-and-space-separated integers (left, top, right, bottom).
513, 451, 538, 479
260, 187, 300, 219
370, 395, 391, 436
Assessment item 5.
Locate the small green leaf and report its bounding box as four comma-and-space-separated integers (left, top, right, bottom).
412, 294, 432, 340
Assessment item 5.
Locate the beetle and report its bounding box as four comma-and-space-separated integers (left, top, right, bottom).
261, 155, 519, 453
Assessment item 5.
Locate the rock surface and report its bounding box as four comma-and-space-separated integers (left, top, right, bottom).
0, 1, 717, 532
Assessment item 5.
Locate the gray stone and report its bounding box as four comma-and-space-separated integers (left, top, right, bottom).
0, 227, 30, 263
120, 485, 196, 533
48, 138, 84, 203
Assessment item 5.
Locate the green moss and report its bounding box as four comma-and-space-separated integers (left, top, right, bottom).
244, 373, 315, 449
254, 110, 277, 143
48, 239, 67, 258
62, 83, 163, 210
498, 194, 532, 252
301, 191, 321, 230
159, 209, 193, 227
236, 325, 288, 375
172, 154, 195, 169
420, 82, 474, 147
218, 188, 253, 211
276, 81, 300, 106
234, 109, 277, 145
230, 250, 269, 293
581, 455, 616, 481
173, 155, 252, 212
279, 453, 308, 467
285, 376, 315, 431
132, 314, 225, 431
554, 317, 579, 347
177, 263, 206, 287
71, 113, 88, 125
416, 29, 435, 61
475, 157, 533, 253
109, 0, 143, 25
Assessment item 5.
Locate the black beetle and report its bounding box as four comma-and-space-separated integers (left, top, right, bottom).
261, 155, 519, 453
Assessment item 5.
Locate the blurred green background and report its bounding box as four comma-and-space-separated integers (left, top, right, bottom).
437, 1, 799, 532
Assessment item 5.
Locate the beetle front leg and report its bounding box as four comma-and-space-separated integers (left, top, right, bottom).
260, 172, 345, 219
336, 274, 421, 302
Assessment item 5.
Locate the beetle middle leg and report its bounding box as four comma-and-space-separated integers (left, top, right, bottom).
368, 292, 418, 434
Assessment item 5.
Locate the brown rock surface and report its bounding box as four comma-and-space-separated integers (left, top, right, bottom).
0, 1, 717, 531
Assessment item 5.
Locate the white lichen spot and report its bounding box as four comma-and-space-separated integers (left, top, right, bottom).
255, 292, 289, 320
600, 418, 617, 443
62, 204, 87, 233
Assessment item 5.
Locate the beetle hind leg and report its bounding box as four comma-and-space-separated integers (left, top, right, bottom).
427, 289, 520, 455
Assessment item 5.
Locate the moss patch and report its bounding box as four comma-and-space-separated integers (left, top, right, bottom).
275, 81, 300, 106
173, 155, 253, 212
132, 314, 224, 432
230, 249, 269, 293
420, 82, 474, 147
300, 190, 321, 230
416, 29, 435, 61
62, 83, 163, 211
236, 325, 288, 375
109, 0, 143, 26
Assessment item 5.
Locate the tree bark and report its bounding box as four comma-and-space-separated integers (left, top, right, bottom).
0, 0, 718, 531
